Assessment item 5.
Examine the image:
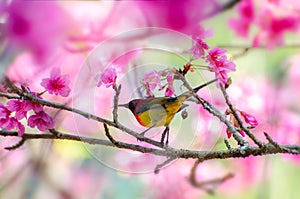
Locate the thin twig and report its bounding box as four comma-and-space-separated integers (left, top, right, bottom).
4, 137, 26, 150
113, 84, 121, 124
177, 73, 247, 146
220, 85, 264, 147
154, 157, 176, 174
189, 159, 234, 194
264, 132, 298, 154
224, 139, 231, 150
103, 124, 167, 155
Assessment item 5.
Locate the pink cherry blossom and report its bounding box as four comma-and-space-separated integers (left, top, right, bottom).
226, 127, 232, 138
41, 67, 71, 97
0, 103, 10, 119
141, 70, 163, 95
97, 66, 117, 88
0, 116, 25, 137
229, 0, 254, 37
4, 0, 70, 63
134, 0, 220, 36
206, 48, 236, 85
240, 111, 259, 127
226, 127, 246, 139
6, 100, 32, 120
253, 7, 300, 49
27, 111, 54, 131
26, 92, 44, 113
165, 72, 175, 97
189, 37, 210, 60
239, 130, 246, 137
26, 100, 43, 114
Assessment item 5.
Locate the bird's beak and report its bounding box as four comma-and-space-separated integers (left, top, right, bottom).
118, 103, 129, 108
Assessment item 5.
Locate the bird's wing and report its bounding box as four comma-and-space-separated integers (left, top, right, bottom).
135, 97, 168, 114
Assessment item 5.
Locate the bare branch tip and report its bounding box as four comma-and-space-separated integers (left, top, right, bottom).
5, 137, 26, 150
224, 139, 231, 149
154, 157, 176, 174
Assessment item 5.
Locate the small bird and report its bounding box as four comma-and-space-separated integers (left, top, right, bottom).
119, 78, 217, 145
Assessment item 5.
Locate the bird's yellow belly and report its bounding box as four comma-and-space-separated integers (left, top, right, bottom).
135, 101, 181, 127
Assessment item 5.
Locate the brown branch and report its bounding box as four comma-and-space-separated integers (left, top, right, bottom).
4, 137, 26, 150
177, 73, 247, 147
102, 124, 167, 155
224, 139, 232, 150
189, 159, 234, 194
264, 132, 298, 154
113, 84, 121, 124
1, 129, 299, 161
220, 85, 264, 147
154, 157, 176, 174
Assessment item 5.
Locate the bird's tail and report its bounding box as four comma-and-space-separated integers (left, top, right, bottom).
177, 78, 217, 102
193, 78, 218, 93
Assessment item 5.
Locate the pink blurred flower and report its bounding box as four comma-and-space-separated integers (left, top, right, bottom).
229, 0, 254, 37
134, 0, 220, 36
226, 127, 246, 139
239, 130, 246, 137
226, 127, 232, 138
41, 67, 71, 97
27, 111, 54, 131
253, 8, 300, 49
97, 66, 117, 88
189, 37, 210, 59
165, 72, 175, 97
142, 70, 163, 95
206, 48, 236, 85
112, 50, 141, 73
240, 111, 259, 127
6, 100, 32, 120
4, 0, 71, 63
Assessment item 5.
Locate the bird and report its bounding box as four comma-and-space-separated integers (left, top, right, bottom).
118, 78, 217, 145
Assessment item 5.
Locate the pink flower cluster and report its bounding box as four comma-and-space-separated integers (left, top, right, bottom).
229, 0, 300, 49
3, 0, 70, 63
97, 66, 117, 88
134, 0, 220, 37
226, 110, 258, 138
41, 68, 71, 97
141, 69, 176, 97
189, 36, 236, 85
228, 0, 254, 38
0, 67, 71, 136
0, 97, 53, 136
206, 48, 236, 85
189, 37, 210, 59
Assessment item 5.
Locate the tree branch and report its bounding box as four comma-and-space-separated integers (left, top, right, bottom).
177, 73, 247, 147
220, 84, 264, 147
1, 130, 299, 160
189, 159, 234, 194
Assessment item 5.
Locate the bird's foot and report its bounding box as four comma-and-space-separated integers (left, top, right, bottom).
160, 127, 169, 147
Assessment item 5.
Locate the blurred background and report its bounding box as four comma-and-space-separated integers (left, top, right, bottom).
1, 0, 300, 199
